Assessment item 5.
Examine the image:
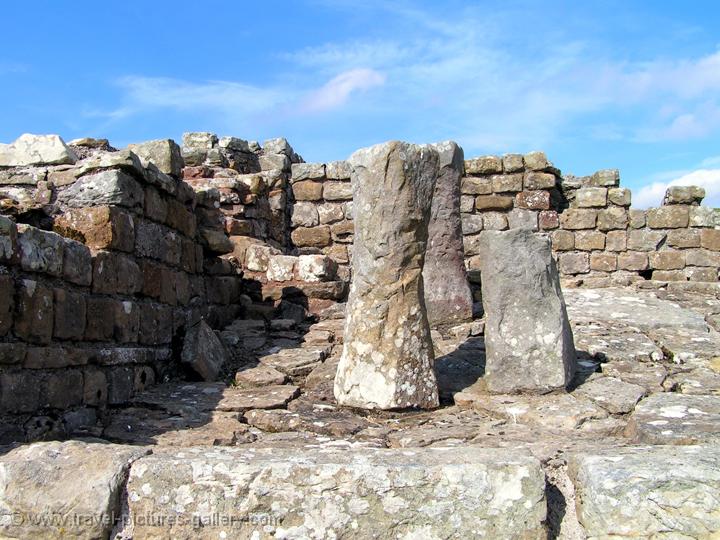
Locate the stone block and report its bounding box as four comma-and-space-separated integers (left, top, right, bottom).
0, 215, 18, 264
605, 230, 627, 251
652, 270, 686, 281
663, 185, 705, 205
596, 206, 628, 230
225, 218, 253, 236
667, 228, 701, 248
291, 226, 331, 248
627, 230, 665, 251
589, 169, 619, 187
650, 250, 685, 270
608, 187, 631, 206
85, 297, 116, 341
267, 255, 297, 281
297, 255, 337, 282
139, 303, 173, 345
292, 180, 323, 201
290, 201, 319, 227
53, 288, 86, 340
460, 195, 474, 213
490, 173, 523, 193
0, 275, 13, 336
0, 372, 41, 413
507, 208, 538, 231
462, 234, 483, 257
685, 267, 718, 282
523, 171, 556, 190
552, 230, 575, 251
55, 206, 135, 252
291, 162, 325, 181
58, 169, 144, 209
317, 203, 344, 224
198, 228, 233, 254
323, 181, 353, 201
575, 231, 605, 251
482, 212, 508, 230
461, 214, 483, 235
559, 209, 597, 229
629, 209, 646, 228
689, 206, 720, 227
92, 251, 142, 295
647, 206, 689, 228
325, 160, 352, 180
245, 244, 281, 272
62, 238, 92, 286
502, 153, 524, 172
0, 133, 77, 166
165, 199, 196, 237
17, 225, 64, 277
700, 228, 720, 251
465, 155, 502, 174
128, 138, 184, 177
523, 151, 550, 171
515, 190, 550, 210
460, 176, 492, 195
576, 187, 607, 208
330, 221, 354, 242
559, 252, 590, 274
135, 220, 181, 266
590, 253, 617, 272
539, 210, 559, 230
107, 367, 134, 405
44, 370, 83, 409
475, 194, 513, 210
182, 320, 228, 381
14, 280, 53, 344
114, 301, 140, 343
0, 343, 26, 365
618, 251, 649, 271
83, 369, 107, 405
685, 248, 720, 267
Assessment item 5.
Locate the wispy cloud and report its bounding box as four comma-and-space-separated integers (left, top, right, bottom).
296, 68, 385, 114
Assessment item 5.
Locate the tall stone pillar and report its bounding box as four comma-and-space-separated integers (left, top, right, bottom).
423, 141, 473, 326
334, 141, 440, 410
478, 229, 576, 394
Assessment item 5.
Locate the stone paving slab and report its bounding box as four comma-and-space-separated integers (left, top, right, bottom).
122, 447, 547, 539
569, 445, 720, 539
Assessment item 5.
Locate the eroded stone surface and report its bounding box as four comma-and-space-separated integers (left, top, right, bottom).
181, 320, 228, 381
478, 229, 575, 393
423, 141, 473, 325
122, 447, 546, 539
335, 141, 440, 409
570, 446, 720, 539
573, 375, 646, 414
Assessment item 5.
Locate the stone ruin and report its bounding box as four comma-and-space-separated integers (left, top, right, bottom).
0, 132, 719, 538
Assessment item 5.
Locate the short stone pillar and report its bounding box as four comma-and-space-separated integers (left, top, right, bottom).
478, 229, 576, 394
423, 141, 473, 326
334, 141, 440, 409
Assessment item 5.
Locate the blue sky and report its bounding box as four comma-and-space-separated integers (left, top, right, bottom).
2, 0, 720, 206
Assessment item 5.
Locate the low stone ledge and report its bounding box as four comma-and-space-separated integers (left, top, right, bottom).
122, 446, 546, 539
569, 445, 720, 539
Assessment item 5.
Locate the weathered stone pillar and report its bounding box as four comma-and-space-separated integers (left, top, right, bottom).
334, 141, 440, 410
423, 141, 473, 326
478, 229, 576, 394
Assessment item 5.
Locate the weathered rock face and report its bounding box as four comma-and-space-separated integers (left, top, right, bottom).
122, 447, 546, 539
334, 141, 440, 409
423, 141, 473, 326
181, 320, 229, 381
0, 440, 148, 540
478, 229, 576, 393
0, 133, 77, 166
570, 446, 720, 539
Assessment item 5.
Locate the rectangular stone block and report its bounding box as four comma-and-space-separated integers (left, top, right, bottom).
0, 342, 26, 365
24, 346, 88, 369
83, 369, 108, 406
14, 280, 53, 344
465, 155, 503, 174
0, 371, 41, 413
317, 203, 345, 225
559, 209, 597, 230
700, 229, 720, 251
482, 212, 508, 231
647, 206, 690, 229
629, 209, 646, 229
589, 169, 620, 187
0, 215, 18, 264
53, 288, 86, 340
143, 185, 168, 223
85, 297, 116, 341
124, 447, 546, 540
596, 207, 628, 231
114, 301, 140, 343
292, 180, 323, 201
539, 210, 559, 230
685, 248, 720, 267
62, 238, 92, 286
590, 253, 617, 272
58, 169, 144, 209
558, 252, 590, 274
685, 267, 718, 282
0, 274, 13, 336
490, 173, 523, 193
291, 162, 325, 181
575, 231, 605, 251
291, 226, 332, 248
460, 195, 475, 213
460, 176, 492, 195
524, 151, 550, 171
515, 190, 550, 210
552, 230, 575, 251
689, 206, 720, 227
54, 206, 135, 252
502, 153, 524, 172
139, 303, 173, 345
135, 219, 181, 266
166, 199, 196, 237
607, 187, 631, 206
475, 195, 513, 211
650, 250, 685, 270
652, 270, 686, 281
576, 187, 607, 208
323, 181, 353, 201
667, 228, 701, 248
325, 160, 352, 180
92, 251, 142, 295
523, 171, 556, 190
605, 230, 627, 251
107, 367, 134, 405
627, 230, 665, 251
618, 251, 649, 271
663, 185, 705, 205
507, 208, 538, 231
17, 225, 64, 277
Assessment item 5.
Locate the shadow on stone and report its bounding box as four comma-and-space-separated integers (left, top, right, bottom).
434, 336, 486, 404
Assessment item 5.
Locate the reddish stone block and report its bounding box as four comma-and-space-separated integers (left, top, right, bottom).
166, 199, 197, 237
516, 190, 550, 210
54, 206, 135, 252
14, 279, 53, 344
539, 210, 559, 230
141, 259, 163, 299
92, 251, 143, 295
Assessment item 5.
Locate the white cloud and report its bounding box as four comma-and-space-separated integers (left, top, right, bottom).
633, 168, 720, 208
297, 68, 385, 114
